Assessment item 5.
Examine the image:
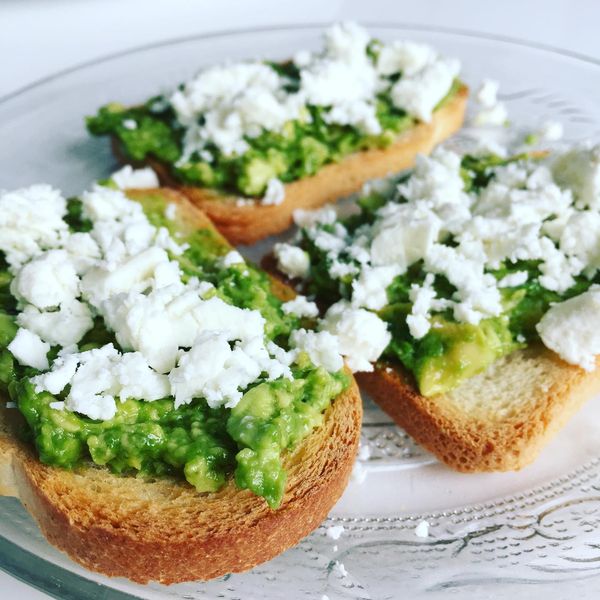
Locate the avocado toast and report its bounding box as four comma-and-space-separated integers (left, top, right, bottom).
0, 175, 361, 583
267, 144, 600, 472
87, 22, 468, 244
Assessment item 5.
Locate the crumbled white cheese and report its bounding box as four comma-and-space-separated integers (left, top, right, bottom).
169, 331, 290, 409
32, 354, 79, 395
33, 344, 170, 421
2, 180, 312, 423
294, 145, 600, 367
473, 79, 507, 127
293, 206, 338, 228
335, 561, 349, 578
415, 520, 430, 538
406, 274, 439, 339
351, 460, 367, 484
62, 232, 101, 274
552, 144, 600, 209
273, 243, 310, 279
220, 250, 245, 267
351, 265, 400, 310
0, 185, 68, 269
329, 259, 359, 279
475, 79, 499, 108
172, 61, 303, 158
559, 211, 600, 274
261, 178, 285, 206
8, 328, 50, 371
282, 296, 319, 318
473, 103, 508, 127
357, 441, 371, 460
497, 271, 528, 288
369, 205, 442, 271
81, 184, 145, 222
326, 525, 345, 540
390, 58, 461, 122
11, 250, 79, 309
300, 22, 380, 135
102, 286, 265, 373
81, 247, 179, 307
111, 165, 159, 190
537, 288, 600, 371
539, 120, 564, 141
377, 41, 436, 76
168, 23, 459, 161
290, 329, 344, 372
320, 301, 390, 372
17, 300, 93, 347
164, 203, 177, 220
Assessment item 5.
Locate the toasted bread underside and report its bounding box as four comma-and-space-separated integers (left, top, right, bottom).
113, 85, 468, 244
0, 190, 362, 584
358, 346, 600, 472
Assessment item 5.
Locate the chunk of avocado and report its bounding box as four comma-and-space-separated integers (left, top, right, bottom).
237, 149, 288, 196
416, 317, 518, 396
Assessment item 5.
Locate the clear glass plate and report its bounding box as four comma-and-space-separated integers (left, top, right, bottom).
2, 23, 600, 600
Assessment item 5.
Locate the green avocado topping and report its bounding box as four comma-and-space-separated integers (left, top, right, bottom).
86, 62, 461, 198
4, 191, 348, 508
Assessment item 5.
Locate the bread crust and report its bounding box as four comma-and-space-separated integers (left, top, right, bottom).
112, 85, 468, 244
357, 349, 600, 472
0, 190, 362, 584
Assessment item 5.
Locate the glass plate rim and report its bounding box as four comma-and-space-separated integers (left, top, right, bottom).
2, 19, 600, 107
2, 20, 600, 600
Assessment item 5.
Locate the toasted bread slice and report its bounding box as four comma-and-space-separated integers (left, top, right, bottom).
357, 347, 600, 472
112, 85, 468, 244
0, 189, 362, 584
262, 253, 600, 474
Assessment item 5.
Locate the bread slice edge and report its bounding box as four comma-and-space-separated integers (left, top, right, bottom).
357, 346, 600, 472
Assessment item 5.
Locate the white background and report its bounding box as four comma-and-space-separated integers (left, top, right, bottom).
1, 0, 599, 597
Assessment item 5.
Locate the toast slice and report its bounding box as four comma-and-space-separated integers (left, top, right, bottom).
112, 85, 468, 245
357, 349, 600, 472
0, 189, 362, 584
261, 268, 600, 476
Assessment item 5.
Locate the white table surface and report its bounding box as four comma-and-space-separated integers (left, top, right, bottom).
1, 0, 599, 597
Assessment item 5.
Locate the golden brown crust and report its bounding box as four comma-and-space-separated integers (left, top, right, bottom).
113, 85, 468, 244
357, 349, 600, 472
0, 191, 362, 584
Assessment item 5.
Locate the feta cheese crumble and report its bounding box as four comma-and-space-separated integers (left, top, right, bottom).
536, 288, 600, 371
320, 301, 390, 372
282, 295, 319, 318
8, 328, 50, 371
415, 520, 430, 538
472, 79, 508, 127
290, 329, 343, 372
0, 185, 69, 269
111, 165, 159, 190
292, 143, 600, 373
326, 525, 345, 540
261, 178, 285, 206
169, 23, 460, 164
5, 182, 317, 420
273, 243, 310, 278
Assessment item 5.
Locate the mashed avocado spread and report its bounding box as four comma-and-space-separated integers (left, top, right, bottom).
86, 27, 462, 199
295, 153, 598, 396
2, 191, 347, 508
